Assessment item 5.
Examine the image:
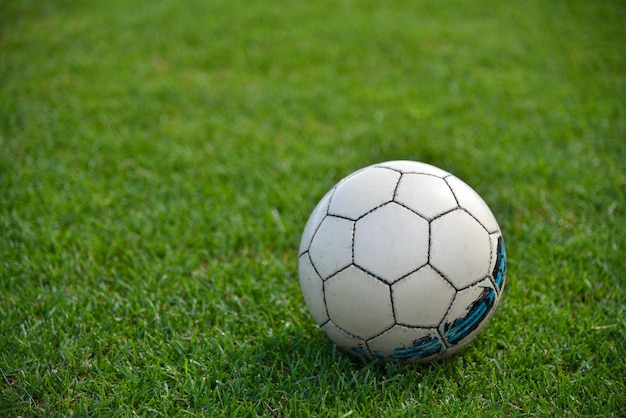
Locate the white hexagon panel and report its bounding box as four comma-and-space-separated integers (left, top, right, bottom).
297, 253, 329, 325
308, 216, 354, 280
324, 266, 394, 340
367, 325, 444, 362
392, 265, 456, 327
430, 209, 491, 290
328, 167, 400, 220
298, 189, 333, 256
353, 202, 429, 283
394, 173, 458, 220
376, 160, 451, 177
446, 176, 500, 233
321, 321, 369, 358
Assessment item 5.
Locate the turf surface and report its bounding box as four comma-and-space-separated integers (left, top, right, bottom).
1, 0, 624, 416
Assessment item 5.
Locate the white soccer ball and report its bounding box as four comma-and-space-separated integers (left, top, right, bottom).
298, 160, 506, 363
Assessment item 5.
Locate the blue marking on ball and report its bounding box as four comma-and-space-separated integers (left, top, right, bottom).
351, 346, 369, 357
493, 237, 506, 290
443, 286, 496, 346
373, 335, 444, 361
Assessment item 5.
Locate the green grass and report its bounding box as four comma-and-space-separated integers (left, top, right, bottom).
1, 0, 624, 416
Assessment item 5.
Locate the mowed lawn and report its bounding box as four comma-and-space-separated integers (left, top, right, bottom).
1, 0, 624, 416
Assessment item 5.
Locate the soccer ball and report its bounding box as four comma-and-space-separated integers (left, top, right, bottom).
298, 160, 506, 363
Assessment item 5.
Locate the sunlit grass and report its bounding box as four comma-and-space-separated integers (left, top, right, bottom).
1, 0, 624, 415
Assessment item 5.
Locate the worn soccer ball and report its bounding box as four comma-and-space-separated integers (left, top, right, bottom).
298, 160, 506, 363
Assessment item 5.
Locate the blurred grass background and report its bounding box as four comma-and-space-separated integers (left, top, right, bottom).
1, 0, 624, 415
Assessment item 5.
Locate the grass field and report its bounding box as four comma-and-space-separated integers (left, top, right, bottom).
1, 0, 624, 416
